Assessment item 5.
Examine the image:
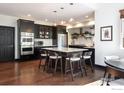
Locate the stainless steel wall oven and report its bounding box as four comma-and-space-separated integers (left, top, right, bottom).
21, 32, 34, 55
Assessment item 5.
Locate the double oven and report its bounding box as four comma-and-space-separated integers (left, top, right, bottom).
21, 32, 34, 55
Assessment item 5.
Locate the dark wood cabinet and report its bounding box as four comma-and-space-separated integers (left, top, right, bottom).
34, 24, 40, 38
34, 25, 66, 41
52, 26, 57, 39
17, 19, 34, 33
17, 19, 35, 60
52, 25, 67, 45
57, 25, 66, 34
34, 24, 52, 39
52, 26, 57, 45
34, 47, 41, 59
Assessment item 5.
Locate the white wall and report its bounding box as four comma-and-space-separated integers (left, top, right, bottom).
95, 4, 124, 66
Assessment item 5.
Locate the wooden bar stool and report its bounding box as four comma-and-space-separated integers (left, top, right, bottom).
65, 52, 83, 81
38, 50, 48, 71
82, 51, 94, 73
48, 51, 63, 75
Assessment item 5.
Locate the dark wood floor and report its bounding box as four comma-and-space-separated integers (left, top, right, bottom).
0, 59, 104, 85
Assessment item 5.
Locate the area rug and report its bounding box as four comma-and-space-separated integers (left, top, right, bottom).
84, 79, 124, 86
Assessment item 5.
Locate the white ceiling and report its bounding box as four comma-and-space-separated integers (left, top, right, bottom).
0, 3, 95, 25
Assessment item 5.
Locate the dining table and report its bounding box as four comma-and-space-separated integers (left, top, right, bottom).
101, 59, 124, 86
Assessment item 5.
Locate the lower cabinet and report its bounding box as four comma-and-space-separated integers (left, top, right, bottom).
34, 47, 41, 59
20, 55, 36, 61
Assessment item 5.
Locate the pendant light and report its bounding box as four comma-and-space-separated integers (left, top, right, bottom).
53, 10, 57, 26
60, 7, 64, 25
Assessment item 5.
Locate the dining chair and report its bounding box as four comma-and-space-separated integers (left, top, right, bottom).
82, 51, 94, 73
48, 51, 63, 75
65, 52, 84, 81
104, 56, 120, 62
101, 55, 120, 86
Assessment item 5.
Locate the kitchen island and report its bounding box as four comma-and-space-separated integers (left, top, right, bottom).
69, 45, 95, 66
41, 47, 88, 79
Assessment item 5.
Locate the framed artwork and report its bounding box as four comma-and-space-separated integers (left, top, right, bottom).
100, 26, 113, 41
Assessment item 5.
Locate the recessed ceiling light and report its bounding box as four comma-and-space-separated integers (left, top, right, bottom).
54, 23, 57, 26
70, 3, 74, 5
53, 11, 57, 13
45, 19, 48, 22
27, 14, 31, 17
85, 16, 89, 18
76, 21, 80, 24
61, 21, 66, 25
60, 7, 64, 10
64, 21, 66, 24
69, 18, 74, 22
61, 21, 63, 25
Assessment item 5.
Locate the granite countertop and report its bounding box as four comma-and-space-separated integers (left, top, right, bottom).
69, 45, 94, 49
34, 45, 57, 48
42, 47, 88, 53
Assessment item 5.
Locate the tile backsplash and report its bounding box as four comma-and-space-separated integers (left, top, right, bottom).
34, 39, 53, 46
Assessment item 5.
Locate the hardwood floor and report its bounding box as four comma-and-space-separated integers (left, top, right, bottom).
0, 60, 104, 85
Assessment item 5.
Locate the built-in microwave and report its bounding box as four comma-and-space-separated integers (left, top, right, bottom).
21, 36, 34, 46
34, 41, 43, 47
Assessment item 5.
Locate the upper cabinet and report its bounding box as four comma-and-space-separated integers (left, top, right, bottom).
34, 24, 66, 40
34, 24, 39, 38
52, 25, 66, 39
52, 25, 67, 45
34, 24, 52, 39
17, 19, 34, 33
52, 26, 57, 39
57, 25, 67, 34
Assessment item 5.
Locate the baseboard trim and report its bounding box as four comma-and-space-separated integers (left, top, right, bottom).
94, 64, 106, 70
14, 59, 20, 61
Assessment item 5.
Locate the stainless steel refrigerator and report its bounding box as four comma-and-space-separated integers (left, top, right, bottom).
58, 34, 68, 48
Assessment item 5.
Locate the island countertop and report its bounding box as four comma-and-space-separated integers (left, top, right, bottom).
41, 47, 88, 53
34, 45, 57, 48
69, 45, 94, 49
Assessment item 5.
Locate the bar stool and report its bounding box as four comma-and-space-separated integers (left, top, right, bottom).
48, 51, 63, 75
65, 52, 83, 81
82, 51, 94, 73
39, 50, 48, 69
